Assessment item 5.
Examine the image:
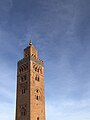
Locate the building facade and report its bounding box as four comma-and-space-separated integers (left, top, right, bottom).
15, 41, 45, 120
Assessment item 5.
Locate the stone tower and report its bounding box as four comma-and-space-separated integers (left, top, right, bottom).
15, 41, 45, 120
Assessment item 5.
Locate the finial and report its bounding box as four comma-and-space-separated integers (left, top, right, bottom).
29, 40, 32, 46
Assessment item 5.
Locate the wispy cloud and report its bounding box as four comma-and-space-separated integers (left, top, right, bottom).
0, 61, 16, 120
0, 102, 15, 120
46, 98, 90, 120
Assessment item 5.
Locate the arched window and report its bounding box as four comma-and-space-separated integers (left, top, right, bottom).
24, 66, 26, 71
37, 68, 39, 72
37, 117, 39, 120
21, 107, 26, 116
36, 89, 38, 93
21, 77, 23, 82
35, 67, 37, 71
24, 75, 26, 80
40, 68, 42, 74
37, 76, 39, 81
26, 65, 28, 70
22, 88, 25, 94
35, 75, 39, 81
36, 96, 39, 100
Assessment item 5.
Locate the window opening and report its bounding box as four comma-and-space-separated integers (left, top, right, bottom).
37, 117, 39, 120
35, 67, 37, 71
21, 77, 23, 82
22, 68, 23, 71
26, 65, 28, 70
21, 107, 26, 116
35, 75, 39, 81
24, 111, 26, 116
22, 89, 25, 94
37, 68, 39, 72
37, 77, 39, 81
24, 66, 26, 71
24, 75, 26, 80
36, 96, 39, 100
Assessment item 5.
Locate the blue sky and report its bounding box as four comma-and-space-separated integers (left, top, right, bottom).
0, 0, 90, 120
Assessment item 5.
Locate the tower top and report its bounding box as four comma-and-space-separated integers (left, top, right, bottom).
29, 40, 32, 46
24, 39, 38, 59
28, 40, 37, 50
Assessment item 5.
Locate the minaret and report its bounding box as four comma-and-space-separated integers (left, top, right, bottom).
15, 41, 45, 120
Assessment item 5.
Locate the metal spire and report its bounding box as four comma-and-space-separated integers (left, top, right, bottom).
29, 40, 32, 46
